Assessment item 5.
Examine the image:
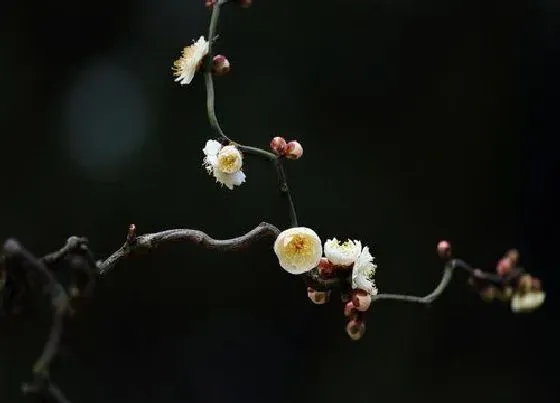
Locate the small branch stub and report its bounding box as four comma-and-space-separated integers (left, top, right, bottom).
127, 224, 137, 245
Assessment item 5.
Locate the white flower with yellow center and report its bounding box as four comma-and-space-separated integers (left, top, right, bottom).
202, 139, 246, 190
324, 238, 362, 266
510, 290, 546, 313
173, 36, 209, 85
351, 246, 378, 296
274, 227, 323, 274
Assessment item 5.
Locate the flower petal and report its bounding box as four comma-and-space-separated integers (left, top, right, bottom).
203, 139, 222, 157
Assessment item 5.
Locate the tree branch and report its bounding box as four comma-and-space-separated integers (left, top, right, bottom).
97, 221, 280, 275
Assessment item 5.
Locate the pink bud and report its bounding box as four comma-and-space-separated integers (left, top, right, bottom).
285, 140, 303, 160
204, 0, 215, 7
212, 55, 230, 76
436, 240, 452, 259
306, 287, 329, 305
344, 301, 356, 317
532, 277, 542, 290
351, 290, 372, 312
346, 319, 366, 341
496, 257, 512, 276
270, 136, 287, 155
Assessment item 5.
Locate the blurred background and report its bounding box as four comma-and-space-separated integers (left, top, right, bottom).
0, 0, 557, 402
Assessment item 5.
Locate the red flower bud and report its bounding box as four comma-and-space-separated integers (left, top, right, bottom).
212, 55, 230, 76
270, 136, 287, 155
496, 257, 512, 276
285, 140, 303, 159
436, 240, 452, 259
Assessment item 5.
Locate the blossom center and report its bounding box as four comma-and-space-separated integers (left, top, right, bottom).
285, 235, 312, 258
218, 154, 238, 173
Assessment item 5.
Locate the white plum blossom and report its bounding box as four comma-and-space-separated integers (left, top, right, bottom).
324, 238, 362, 266
173, 36, 209, 85
351, 246, 378, 296
274, 227, 323, 274
510, 290, 546, 313
202, 139, 246, 190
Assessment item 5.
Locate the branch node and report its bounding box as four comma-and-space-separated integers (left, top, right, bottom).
127, 224, 137, 246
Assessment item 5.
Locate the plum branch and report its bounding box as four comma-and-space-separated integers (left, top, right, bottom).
0, 1, 546, 402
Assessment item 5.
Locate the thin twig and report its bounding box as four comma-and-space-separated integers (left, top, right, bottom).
275, 158, 298, 227
372, 260, 456, 304
205, 4, 228, 142
203, 2, 299, 228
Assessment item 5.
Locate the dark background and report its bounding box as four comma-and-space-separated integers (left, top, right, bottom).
0, 0, 557, 402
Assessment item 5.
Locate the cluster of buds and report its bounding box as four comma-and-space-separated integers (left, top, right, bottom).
205, 0, 252, 8
273, 228, 377, 340
305, 240, 378, 341
270, 136, 304, 160
467, 247, 545, 313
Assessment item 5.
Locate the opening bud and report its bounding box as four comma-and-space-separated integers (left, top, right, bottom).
270, 136, 287, 155
285, 140, 303, 159
212, 55, 230, 76
351, 290, 372, 312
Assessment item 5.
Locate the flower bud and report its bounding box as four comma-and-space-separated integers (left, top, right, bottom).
270, 136, 287, 155
306, 287, 329, 305
346, 319, 366, 341
318, 257, 335, 277
204, 0, 216, 7
436, 240, 452, 259
285, 140, 303, 159
212, 55, 230, 76
351, 290, 372, 312
344, 301, 356, 317
496, 257, 512, 276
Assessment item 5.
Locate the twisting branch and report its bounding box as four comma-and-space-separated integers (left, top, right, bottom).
97, 221, 280, 275
1, 222, 283, 403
